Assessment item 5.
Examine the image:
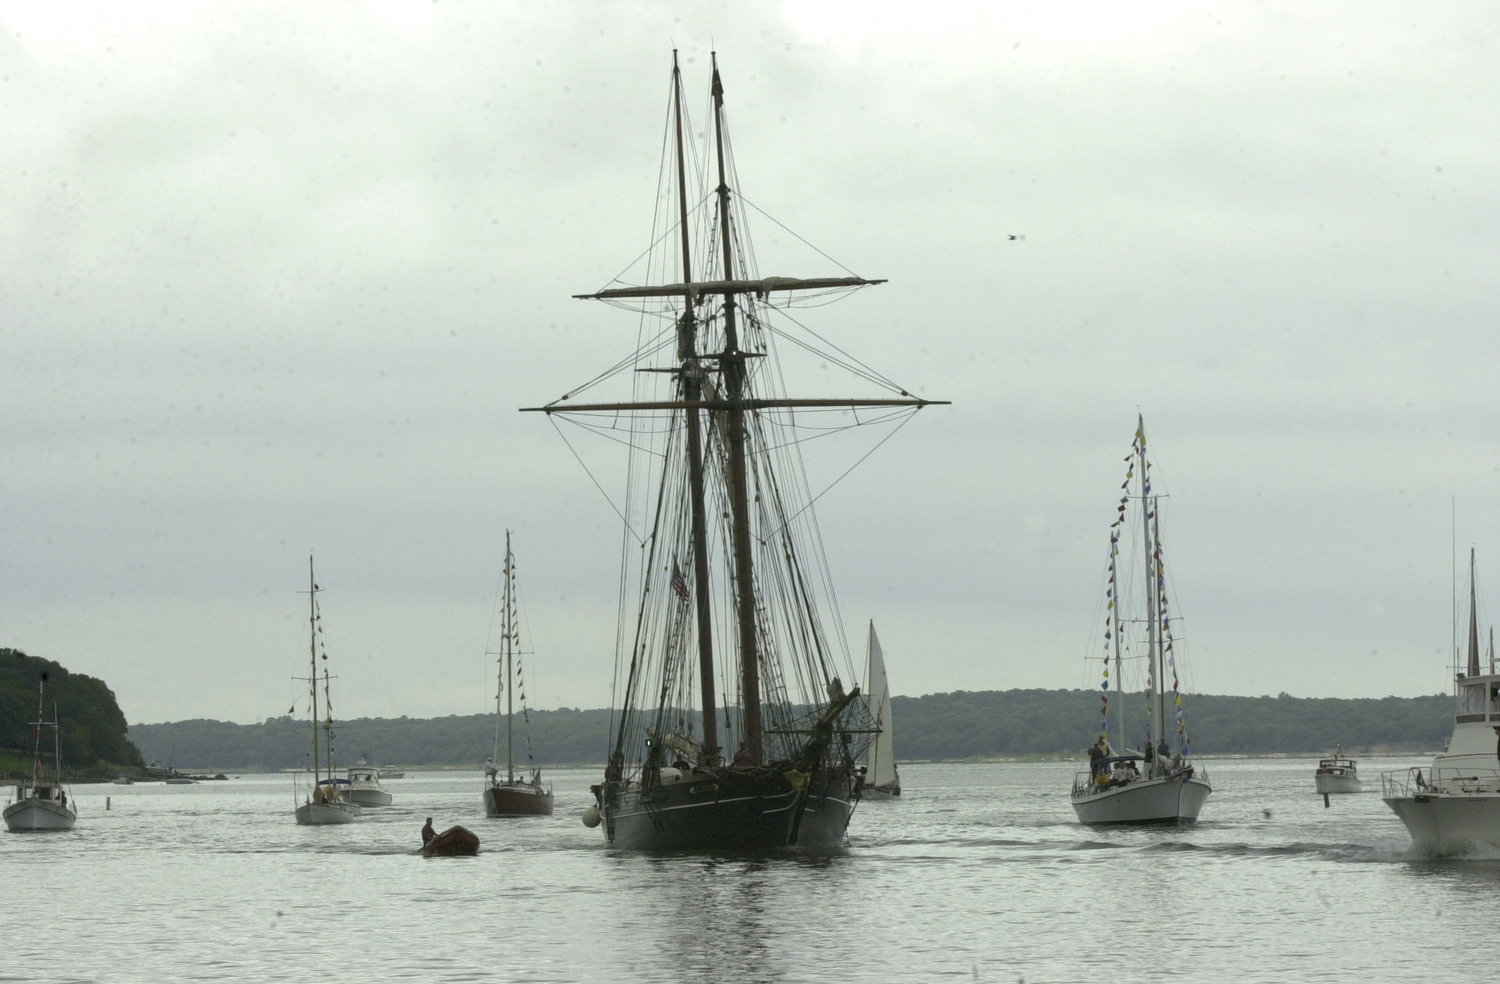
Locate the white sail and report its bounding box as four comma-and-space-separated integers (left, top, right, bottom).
864, 622, 899, 793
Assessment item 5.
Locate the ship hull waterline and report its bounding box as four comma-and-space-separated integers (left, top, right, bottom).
3, 799, 77, 831
347, 788, 393, 807
1071, 774, 1212, 826
596, 772, 856, 851
485, 783, 554, 817
294, 801, 359, 825
1315, 774, 1363, 795
1384, 794, 1500, 853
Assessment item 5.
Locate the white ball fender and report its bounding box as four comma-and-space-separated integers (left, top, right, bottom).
581, 804, 601, 828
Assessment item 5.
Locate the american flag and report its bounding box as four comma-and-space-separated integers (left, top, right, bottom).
671, 564, 689, 601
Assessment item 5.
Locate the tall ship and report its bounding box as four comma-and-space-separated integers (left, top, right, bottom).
484, 532, 554, 817
1382, 549, 1500, 851
528, 53, 944, 850
294, 555, 360, 826
3, 672, 77, 832
861, 622, 901, 797
1071, 417, 1211, 825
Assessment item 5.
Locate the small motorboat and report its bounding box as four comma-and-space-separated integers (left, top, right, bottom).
345, 768, 393, 807
1315, 746, 1362, 794
111, 777, 134, 785
421, 825, 480, 856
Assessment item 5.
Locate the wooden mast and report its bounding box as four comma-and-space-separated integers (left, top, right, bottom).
711, 52, 763, 764
670, 51, 721, 763
308, 554, 320, 790
1138, 417, 1158, 757
506, 531, 515, 783
1468, 548, 1481, 678
1152, 507, 1166, 750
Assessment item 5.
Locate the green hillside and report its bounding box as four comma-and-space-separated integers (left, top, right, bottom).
0, 648, 144, 771
129, 689, 1453, 769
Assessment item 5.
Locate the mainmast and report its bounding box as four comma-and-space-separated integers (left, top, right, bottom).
1138, 417, 1159, 752
1110, 533, 1124, 754
1468, 548, 1481, 677
505, 531, 515, 782
1152, 507, 1167, 749
308, 554, 320, 787
710, 52, 762, 763
31, 675, 45, 787
671, 50, 721, 763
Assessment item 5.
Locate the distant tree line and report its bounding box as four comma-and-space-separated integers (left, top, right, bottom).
0, 648, 144, 770
128, 689, 1454, 770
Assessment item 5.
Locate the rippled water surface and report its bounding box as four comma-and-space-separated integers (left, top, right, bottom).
7, 758, 1498, 983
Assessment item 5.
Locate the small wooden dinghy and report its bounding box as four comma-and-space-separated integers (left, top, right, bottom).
421, 825, 480, 856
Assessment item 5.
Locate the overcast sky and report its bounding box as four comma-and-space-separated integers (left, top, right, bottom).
3, 2, 1497, 726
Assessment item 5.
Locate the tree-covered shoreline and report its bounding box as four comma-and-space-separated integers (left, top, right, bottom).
1, 648, 145, 772
128, 689, 1453, 770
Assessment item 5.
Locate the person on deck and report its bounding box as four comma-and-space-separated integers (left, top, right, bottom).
732, 743, 754, 768
421, 817, 436, 845
484, 757, 497, 778
1088, 737, 1109, 779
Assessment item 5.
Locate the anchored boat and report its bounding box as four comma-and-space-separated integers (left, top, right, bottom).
293, 555, 360, 826
3, 673, 76, 832
483, 532, 553, 817
527, 52, 943, 850
1071, 417, 1211, 825
1315, 746, 1362, 794
1383, 549, 1500, 851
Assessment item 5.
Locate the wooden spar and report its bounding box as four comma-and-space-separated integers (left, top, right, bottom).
505, 532, 515, 782
575, 276, 885, 300
1111, 534, 1124, 756
308, 554, 319, 789
522, 397, 947, 413
670, 51, 720, 760
1469, 548, 1481, 678
1151, 505, 1165, 750
1138, 417, 1158, 753
711, 53, 762, 763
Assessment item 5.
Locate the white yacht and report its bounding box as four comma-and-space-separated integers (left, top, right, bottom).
1383, 550, 1500, 851
1314, 747, 1362, 794
4, 674, 77, 832
1071, 418, 1211, 825
345, 767, 393, 807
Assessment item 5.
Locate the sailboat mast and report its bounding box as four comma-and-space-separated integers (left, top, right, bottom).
1152, 508, 1167, 745
1468, 548, 1481, 677
671, 51, 721, 762
309, 555, 320, 787
32, 677, 44, 787
1110, 534, 1125, 755
711, 52, 762, 763
323, 667, 334, 774
1138, 419, 1158, 751
506, 532, 515, 783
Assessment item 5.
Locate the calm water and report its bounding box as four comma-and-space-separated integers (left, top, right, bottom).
7, 758, 1498, 983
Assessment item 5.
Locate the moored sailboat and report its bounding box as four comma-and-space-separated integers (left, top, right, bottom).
1382, 549, 1500, 851
1071, 417, 1211, 825
528, 53, 944, 851
860, 622, 901, 797
294, 555, 359, 826
483, 532, 553, 817
3, 674, 77, 832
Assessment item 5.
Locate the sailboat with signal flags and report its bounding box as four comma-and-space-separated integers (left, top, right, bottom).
1071, 417, 1211, 825
527, 52, 945, 850
294, 555, 359, 826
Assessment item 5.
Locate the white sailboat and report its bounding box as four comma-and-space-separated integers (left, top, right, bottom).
3, 673, 77, 832
1071, 417, 1211, 825
860, 622, 900, 797
1382, 549, 1500, 851
294, 555, 359, 826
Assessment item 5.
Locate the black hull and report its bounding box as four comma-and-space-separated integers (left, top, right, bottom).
484, 782, 554, 817
596, 769, 856, 851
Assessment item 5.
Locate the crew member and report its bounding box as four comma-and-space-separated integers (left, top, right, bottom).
421, 817, 436, 845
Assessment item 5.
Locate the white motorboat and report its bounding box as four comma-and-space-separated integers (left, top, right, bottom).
345, 768, 392, 807
1071, 418, 1211, 825
860, 622, 901, 797
4, 673, 77, 832
293, 554, 361, 826
482, 533, 554, 817
1315, 746, 1362, 794
378, 770, 405, 780
1382, 549, 1500, 851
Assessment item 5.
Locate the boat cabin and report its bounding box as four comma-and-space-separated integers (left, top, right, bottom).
13, 783, 66, 805
1316, 757, 1357, 777
1433, 670, 1500, 774
346, 769, 381, 786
